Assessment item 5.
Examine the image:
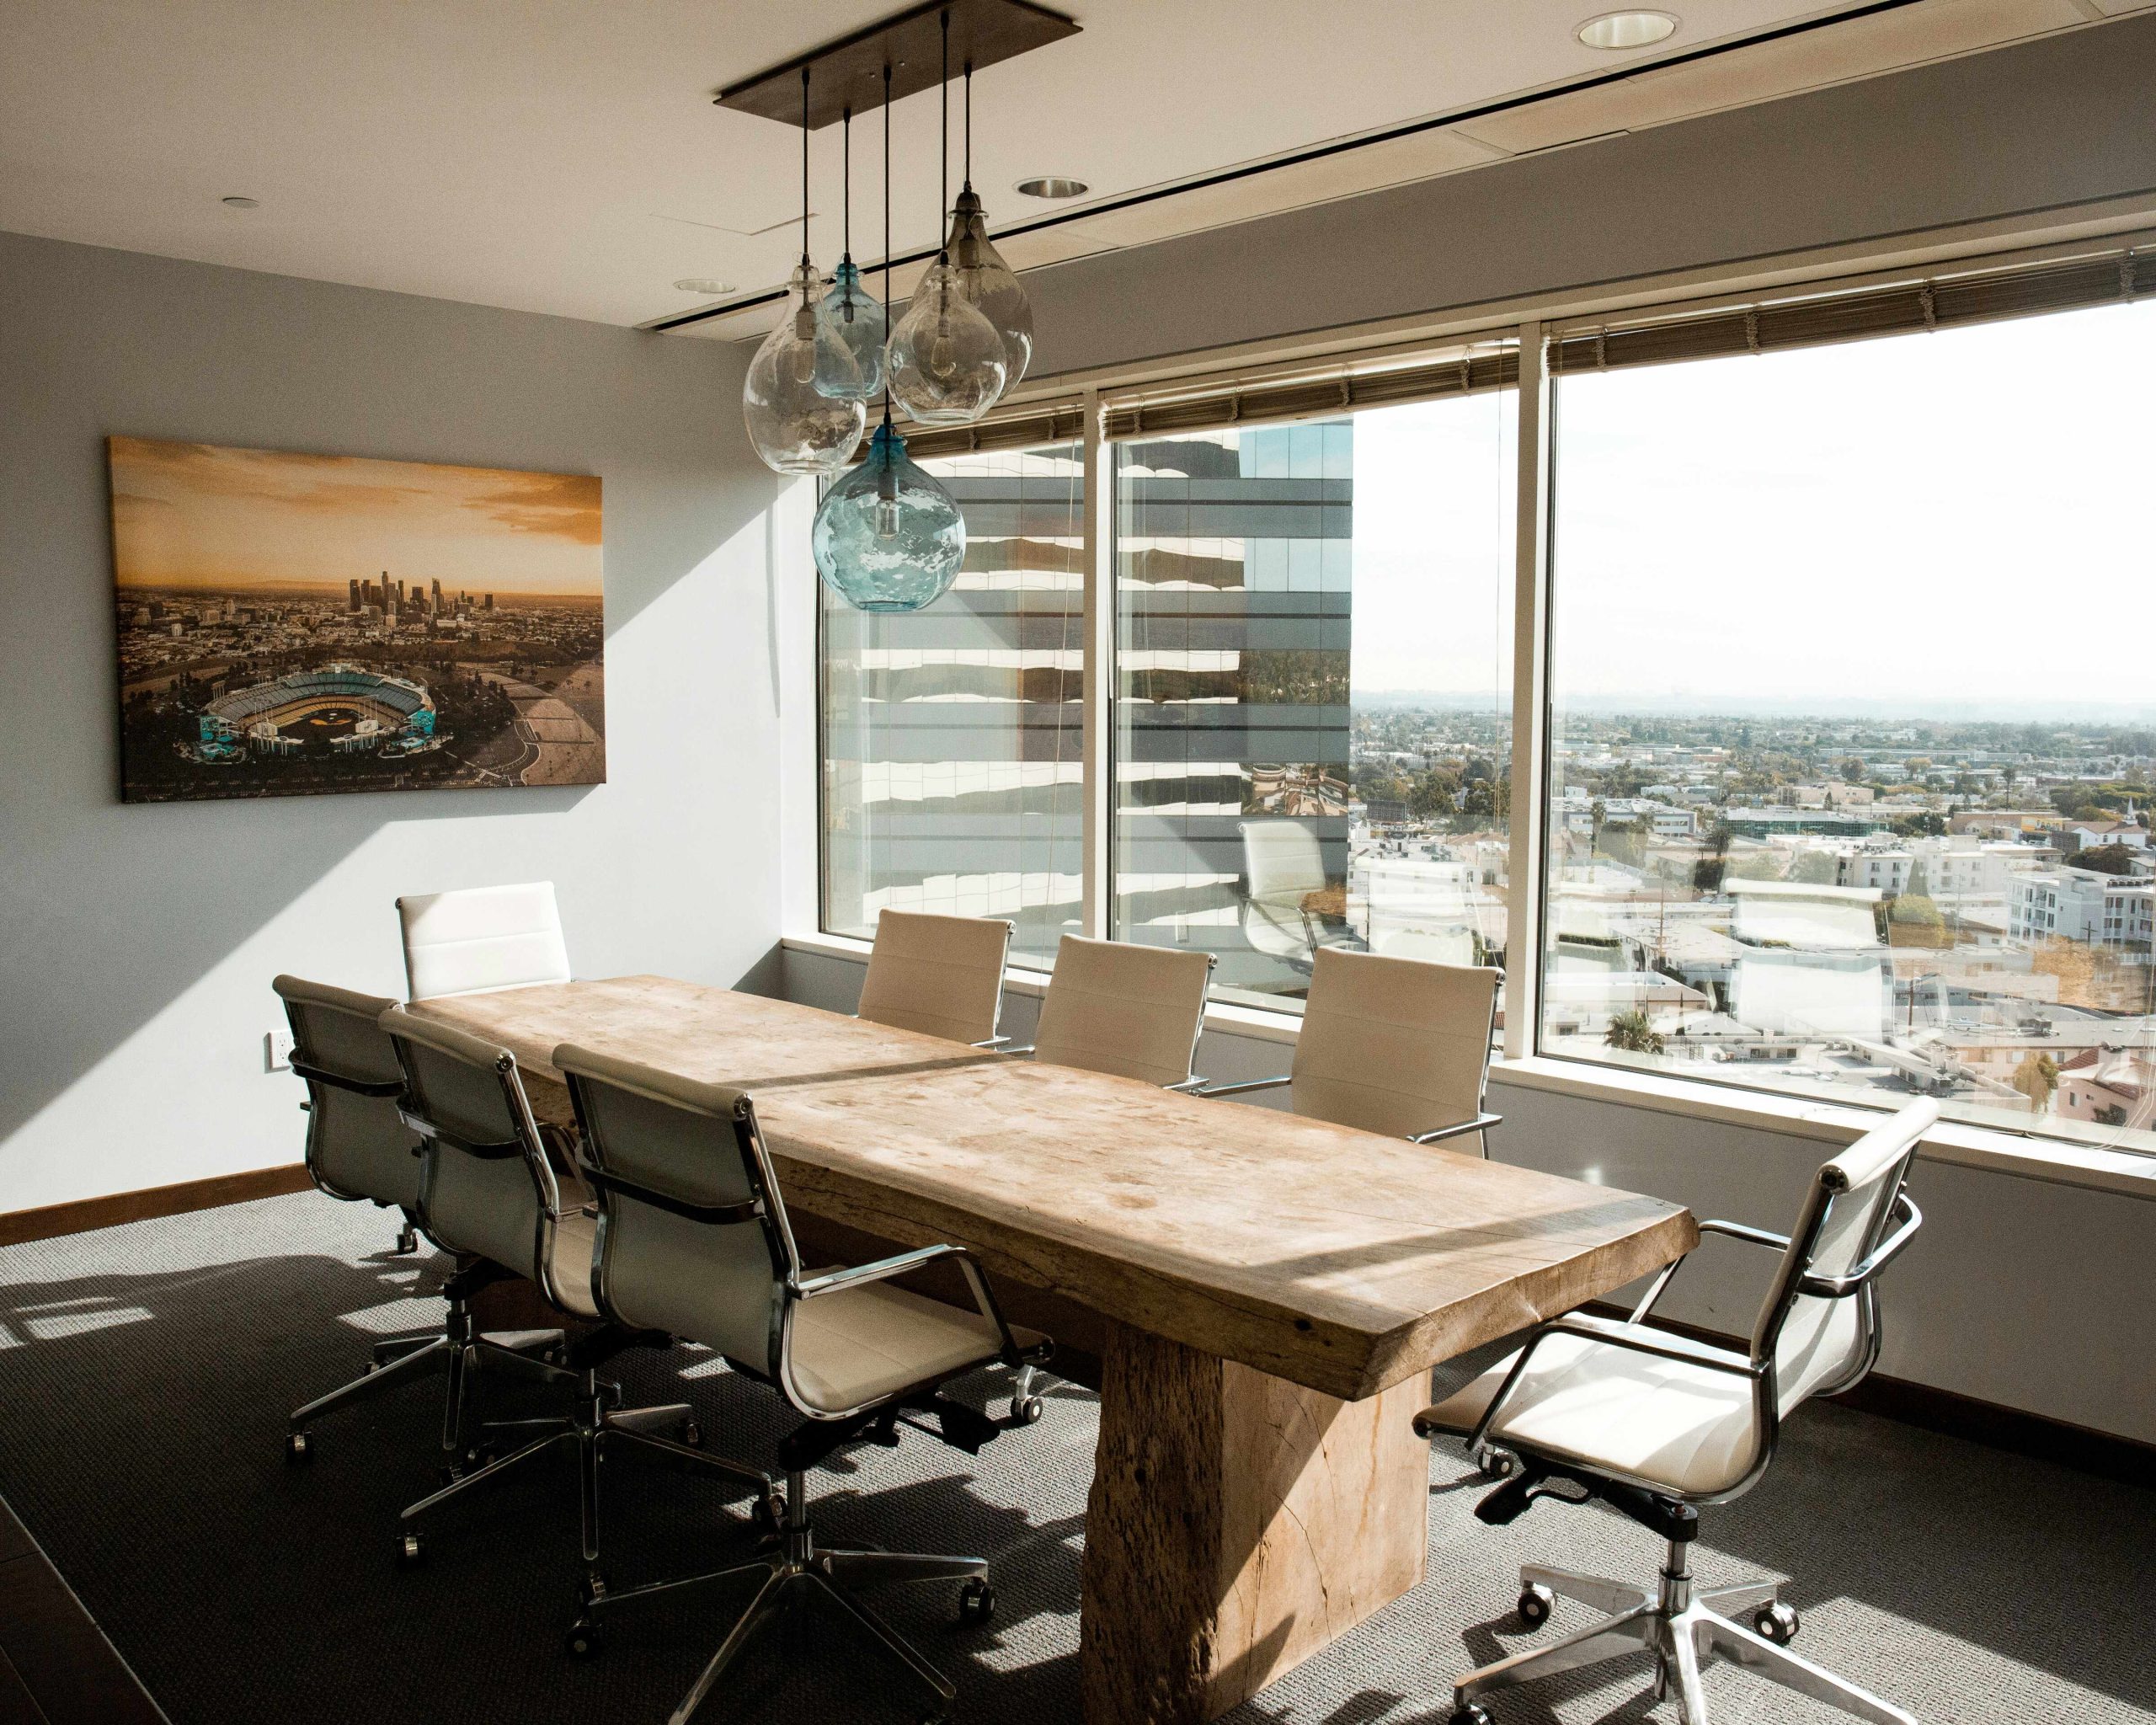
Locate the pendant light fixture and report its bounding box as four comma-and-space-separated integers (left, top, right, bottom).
742, 68, 866, 474
816, 105, 885, 401
885, 9, 1007, 427
946, 61, 1033, 386
812, 62, 967, 613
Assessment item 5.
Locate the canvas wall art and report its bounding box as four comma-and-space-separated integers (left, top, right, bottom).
109, 436, 604, 802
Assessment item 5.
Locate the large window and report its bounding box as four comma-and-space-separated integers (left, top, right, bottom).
1110, 384, 1515, 1013
1541, 295, 2156, 1154
820, 441, 1084, 968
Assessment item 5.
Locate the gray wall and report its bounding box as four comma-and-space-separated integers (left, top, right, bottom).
1027, 12, 2156, 377
784, 945, 2156, 1445
0, 231, 786, 1212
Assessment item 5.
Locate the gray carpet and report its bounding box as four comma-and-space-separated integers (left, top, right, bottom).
0, 1190, 2148, 1725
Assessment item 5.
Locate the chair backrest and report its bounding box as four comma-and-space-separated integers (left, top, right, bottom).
378, 1006, 563, 1299
397, 881, 571, 1001
274, 975, 423, 1210
1033, 935, 1214, 1087
1752, 1097, 1934, 1414
1241, 819, 1327, 902
1292, 948, 1501, 1151
554, 1044, 798, 1386
856, 910, 1012, 1044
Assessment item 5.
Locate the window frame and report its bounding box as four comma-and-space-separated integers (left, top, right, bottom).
806, 221, 2156, 1176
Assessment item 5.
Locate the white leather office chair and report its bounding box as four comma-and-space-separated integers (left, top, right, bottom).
396, 880, 572, 1001
1417, 1098, 1935, 1725
1239, 817, 1331, 970
1020, 933, 1215, 1090
857, 909, 1014, 1045
552, 1042, 1050, 1722
376, 1007, 772, 1575
276, 975, 562, 1464
1199, 947, 1503, 1156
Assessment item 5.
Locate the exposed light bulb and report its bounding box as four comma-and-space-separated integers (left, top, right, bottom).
743, 261, 865, 475
812, 419, 966, 611
888, 258, 1006, 426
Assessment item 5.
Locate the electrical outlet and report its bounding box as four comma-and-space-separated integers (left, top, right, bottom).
265, 1028, 294, 1073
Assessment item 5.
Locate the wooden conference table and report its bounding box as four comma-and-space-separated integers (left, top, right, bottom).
413, 975, 1695, 1725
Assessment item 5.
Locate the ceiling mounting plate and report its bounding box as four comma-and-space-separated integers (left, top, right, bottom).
716, 0, 1080, 129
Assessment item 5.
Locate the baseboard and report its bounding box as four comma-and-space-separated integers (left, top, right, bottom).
1583, 1300, 2156, 1487
0, 1165, 314, 1247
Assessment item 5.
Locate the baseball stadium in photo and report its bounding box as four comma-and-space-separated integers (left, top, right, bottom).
108, 435, 604, 803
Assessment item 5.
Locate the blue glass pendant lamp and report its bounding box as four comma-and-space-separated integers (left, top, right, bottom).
812, 56, 965, 614
816, 108, 885, 402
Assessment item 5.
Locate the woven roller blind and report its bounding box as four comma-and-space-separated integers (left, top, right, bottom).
1102, 346, 1518, 442
890, 398, 1090, 462
1552, 248, 2155, 375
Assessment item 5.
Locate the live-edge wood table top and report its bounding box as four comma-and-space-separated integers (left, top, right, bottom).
414, 976, 1695, 1402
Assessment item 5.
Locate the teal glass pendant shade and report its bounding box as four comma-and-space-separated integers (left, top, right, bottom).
817, 259, 886, 401
812, 420, 967, 612
743, 263, 866, 475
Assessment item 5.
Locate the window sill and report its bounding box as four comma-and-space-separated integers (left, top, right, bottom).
776, 932, 2156, 1201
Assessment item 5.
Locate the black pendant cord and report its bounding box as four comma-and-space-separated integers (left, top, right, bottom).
963, 61, 973, 192
882, 61, 894, 423
937, 8, 950, 262
841, 106, 851, 259
798, 67, 811, 268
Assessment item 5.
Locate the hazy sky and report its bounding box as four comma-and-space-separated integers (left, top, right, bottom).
109, 438, 602, 595
1349, 298, 2156, 715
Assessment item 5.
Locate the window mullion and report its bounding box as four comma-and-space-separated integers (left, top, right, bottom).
1504, 322, 1554, 1062
1081, 387, 1111, 941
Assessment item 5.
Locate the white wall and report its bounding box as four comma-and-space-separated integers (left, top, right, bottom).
0, 230, 787, 1212
783, 944, 2156, 1445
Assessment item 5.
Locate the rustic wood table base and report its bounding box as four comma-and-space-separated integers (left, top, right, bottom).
1083, 1322, 1428, 1723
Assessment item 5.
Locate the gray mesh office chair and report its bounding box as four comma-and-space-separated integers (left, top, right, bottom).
377, 1007, 775, 1573
553, 1042, 1053, 1725
1417, 1098, 1934, 1725
275, 975, 563, 1464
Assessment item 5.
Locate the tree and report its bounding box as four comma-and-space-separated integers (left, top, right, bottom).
1838, 756, 1866, 783
2066, 843, 2139, 877
1789, 850, 1838, 885
1604, 1010, 1666, 1055
2011, 1051, 2060, 1113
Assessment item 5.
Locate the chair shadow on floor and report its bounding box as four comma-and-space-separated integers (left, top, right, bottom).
0, 1242, 1091, 1725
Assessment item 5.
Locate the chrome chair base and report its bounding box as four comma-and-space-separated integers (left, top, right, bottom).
1452, 1543, 1913, 1725
286, 1316, 568, 1461
398, 1368, 779, 1580
574, 1469, 990, 1725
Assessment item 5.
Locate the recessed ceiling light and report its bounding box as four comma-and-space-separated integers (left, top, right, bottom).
1015, 176, 1088, 200
221, 195, 259, 209
673, 277, 735, 296
1576, 10, 1678, 49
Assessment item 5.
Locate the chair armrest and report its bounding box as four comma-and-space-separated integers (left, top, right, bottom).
1469, 1310, 1764, 1454
1164, 1076, 1211, 1093
1195, 1075, 1293, 1098
1410, 1110, 1503, 1146
1630, 1215, 1792, 1319
1797, 1194, 1923, 1297
997, 1044, 1037, 1059
971, 1034, 1016, 1050
794, 1244, 1047, 1369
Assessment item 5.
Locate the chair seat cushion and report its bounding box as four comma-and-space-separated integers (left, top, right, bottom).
1419, 1331, 1765, 1498
789, 1279, 1043, 1416
548, 1210, 599, 1319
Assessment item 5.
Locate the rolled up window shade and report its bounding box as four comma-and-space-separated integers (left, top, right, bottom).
1552, 248, 2155, 376
884, 398, 1090, 462
1102, 345, 1518, 442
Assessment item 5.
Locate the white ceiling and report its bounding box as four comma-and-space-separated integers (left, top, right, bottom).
0, 0, 2122, 335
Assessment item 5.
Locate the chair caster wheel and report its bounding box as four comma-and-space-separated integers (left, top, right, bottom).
957, 1578, 996, 1625
396, 1531, 425, 1569
1008, 1394, 1044, 1426
1476, 1446, 1518, 1480
1449, 1705, 1494, 1725
751, 1492, 784, 1536
1517, 1583, 1553, 1627
284, 1430, 313, 1465
1753, 1600, 1799, 1645
578, 1569, 609, 1609
566, 1619, 604, 1658
678, 1418, 702, 1448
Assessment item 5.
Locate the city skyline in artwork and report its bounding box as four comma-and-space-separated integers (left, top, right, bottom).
109, 436, 605, 803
